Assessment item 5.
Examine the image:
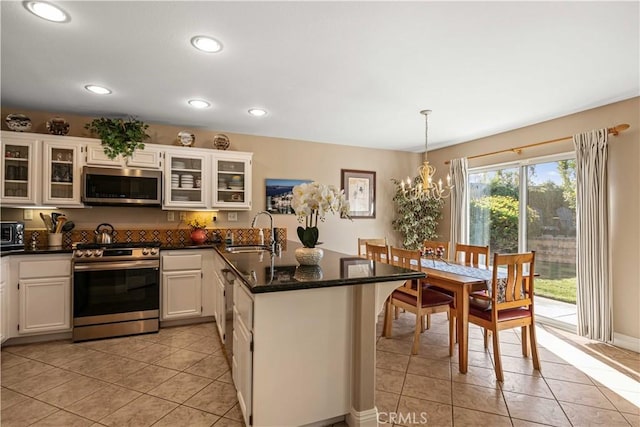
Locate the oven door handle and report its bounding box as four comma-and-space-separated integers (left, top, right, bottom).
74, 260, 160, 271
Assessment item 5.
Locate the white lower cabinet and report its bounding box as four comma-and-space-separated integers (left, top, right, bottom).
212, 252, 229, 342
161, 250, 214, 321
19, 277, 71, 334
15, 254, 72, 335
233, 280, 253, 426
1, 257, 9, 343
161, 270, 202, 319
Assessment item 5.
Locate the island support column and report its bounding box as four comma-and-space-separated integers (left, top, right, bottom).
348, 281, 405, 427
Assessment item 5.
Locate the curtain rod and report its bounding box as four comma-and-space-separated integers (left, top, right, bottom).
444, 123, 630, 165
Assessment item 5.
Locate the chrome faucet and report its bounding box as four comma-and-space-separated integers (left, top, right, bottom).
251, 211, 276, 252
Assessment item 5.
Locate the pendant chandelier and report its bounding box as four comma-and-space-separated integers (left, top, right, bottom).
401, 109, 453, 201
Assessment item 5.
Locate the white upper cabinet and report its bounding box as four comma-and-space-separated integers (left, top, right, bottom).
213, 152, 252, 210
1, 131, 252, 210
42, 138, 84, 206
85, 142, 123, 167
85, 142, 161, 169
126, 145, 162, 169
1, 132, 39, 206
163, 148, 210, 209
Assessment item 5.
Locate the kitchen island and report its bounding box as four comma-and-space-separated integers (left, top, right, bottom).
216, 242, 425, 427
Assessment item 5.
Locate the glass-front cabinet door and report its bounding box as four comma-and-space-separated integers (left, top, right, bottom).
213, 152, 252, 210
1, 133, 38, 205
42, 139, 83, 206
164, 150, 208, 209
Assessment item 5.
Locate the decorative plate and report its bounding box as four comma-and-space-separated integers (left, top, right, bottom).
213, 134, 230, 150
177, 131, 195, 147
5, 114, 32, 132
46, 117, 70, 135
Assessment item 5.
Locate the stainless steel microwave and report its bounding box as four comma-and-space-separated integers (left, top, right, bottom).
82, 167, 162, 206
0, 221, 25, 250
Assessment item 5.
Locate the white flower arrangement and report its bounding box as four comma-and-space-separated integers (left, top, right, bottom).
291, 182, 351, 247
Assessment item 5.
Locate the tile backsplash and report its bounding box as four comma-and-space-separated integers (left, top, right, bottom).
25, 227, 287, 248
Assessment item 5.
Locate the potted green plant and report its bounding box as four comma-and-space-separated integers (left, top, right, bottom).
391, 177, 444, 249
84, 117, 150, 159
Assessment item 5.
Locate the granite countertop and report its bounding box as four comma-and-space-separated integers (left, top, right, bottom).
217, 241, 425, 294
0, 241, 222, 256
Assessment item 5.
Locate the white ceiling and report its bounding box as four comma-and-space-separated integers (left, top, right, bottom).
1, 1, 638, 152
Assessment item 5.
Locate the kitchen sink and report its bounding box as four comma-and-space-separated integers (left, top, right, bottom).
224, 244, 271, 253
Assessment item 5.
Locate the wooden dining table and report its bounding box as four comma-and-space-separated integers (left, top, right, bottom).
419, 259, 491, 374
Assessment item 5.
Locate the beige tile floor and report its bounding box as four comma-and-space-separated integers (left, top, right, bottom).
1, 316, 638, 426
375, 312, 640, 427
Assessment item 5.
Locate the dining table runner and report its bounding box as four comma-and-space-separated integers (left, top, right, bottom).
419, 258, 510, 303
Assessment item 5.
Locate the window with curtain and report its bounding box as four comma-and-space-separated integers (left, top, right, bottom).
467, 154, 577, 317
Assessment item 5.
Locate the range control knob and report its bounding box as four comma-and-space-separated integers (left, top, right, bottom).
150, 248, 159, 255
142, 248, 150, 255
84, 250, 94, 257
74, 250, 84, 258
95, 249, 103, 257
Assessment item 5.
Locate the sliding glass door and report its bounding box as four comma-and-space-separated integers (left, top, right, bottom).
468, 155, 577, 327
468, 166, 520, 254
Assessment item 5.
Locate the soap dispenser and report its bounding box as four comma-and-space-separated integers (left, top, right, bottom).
258, 229, 265, 245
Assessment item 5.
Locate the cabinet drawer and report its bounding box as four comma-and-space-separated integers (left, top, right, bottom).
162, 253, 202, 271
235, 282, 253, 330
19, 258, 71, 278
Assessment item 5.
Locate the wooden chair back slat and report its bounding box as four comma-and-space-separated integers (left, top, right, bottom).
390, 247, 422, 297
358, 238, 387, 258
364, 242, 389, 263
455, 243, 490, 267
390, 247, 421, 271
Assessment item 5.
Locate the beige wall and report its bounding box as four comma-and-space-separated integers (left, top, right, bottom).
1, 107, 422, 255
428, 97, 640, 340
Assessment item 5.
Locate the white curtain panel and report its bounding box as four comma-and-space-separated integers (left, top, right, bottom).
449, 158, 468, 254
573, 129, 612, 342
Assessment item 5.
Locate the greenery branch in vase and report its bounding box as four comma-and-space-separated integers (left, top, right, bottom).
391, 177, 444, 250
291, 182, 351, 265
84, 117, 150, 160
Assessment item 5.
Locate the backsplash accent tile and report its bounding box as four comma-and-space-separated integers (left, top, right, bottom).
24, 227, 287, 248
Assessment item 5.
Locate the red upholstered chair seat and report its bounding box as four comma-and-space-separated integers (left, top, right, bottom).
469, 305, 531, 322
393, 288, 454, 308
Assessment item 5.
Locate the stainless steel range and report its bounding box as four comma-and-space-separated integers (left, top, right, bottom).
72, 242, 160, 342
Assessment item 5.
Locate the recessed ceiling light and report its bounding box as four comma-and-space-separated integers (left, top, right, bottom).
188, 99, 210, 109
85, 85, 112, 95
190, 36, 223, 53
24, 1, 69, 23
248, 108, 267, 117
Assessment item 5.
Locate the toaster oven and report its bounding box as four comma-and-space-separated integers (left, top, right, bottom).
0, 221, 25, 250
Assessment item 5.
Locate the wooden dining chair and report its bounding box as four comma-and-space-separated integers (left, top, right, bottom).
455, 243, 490, 267
467, 251, 540, 382
384, 247, 454, 355
358, 238, 387, 258
364, 242, 389, 263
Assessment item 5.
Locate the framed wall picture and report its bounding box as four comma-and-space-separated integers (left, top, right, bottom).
265, 178, 312, 214
341, 169, 376, 218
